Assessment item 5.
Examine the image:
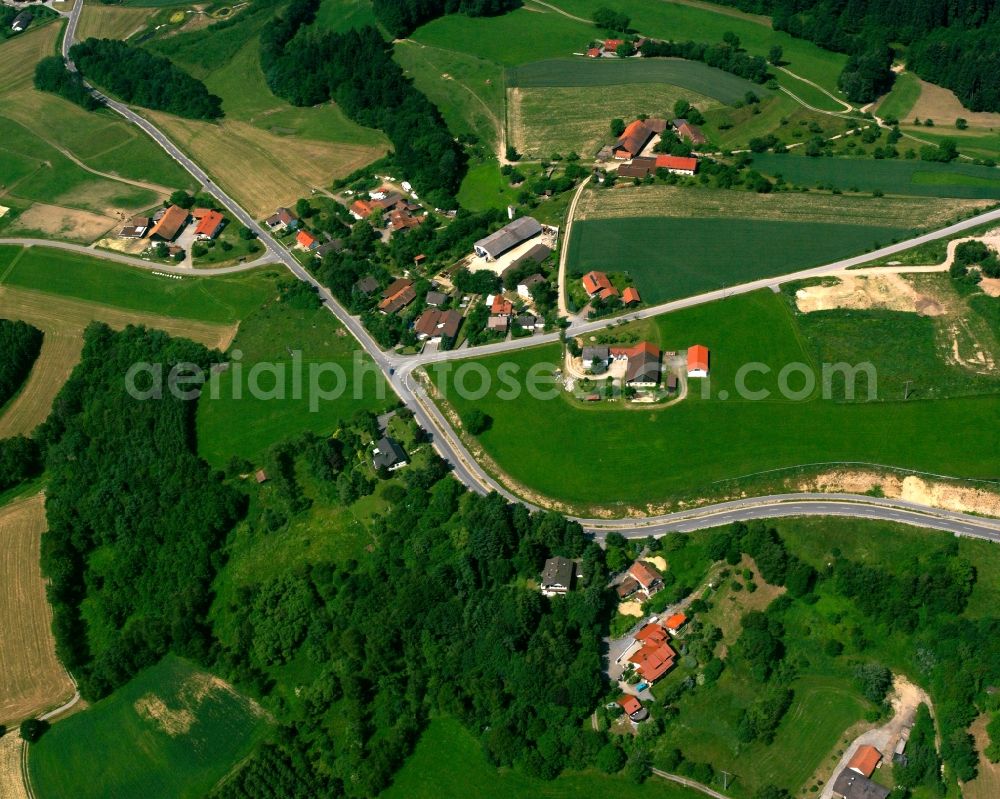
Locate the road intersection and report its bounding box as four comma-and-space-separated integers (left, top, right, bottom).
46, 2, 1000, 542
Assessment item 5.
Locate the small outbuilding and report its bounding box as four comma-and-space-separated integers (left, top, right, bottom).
687, 344, 710, 378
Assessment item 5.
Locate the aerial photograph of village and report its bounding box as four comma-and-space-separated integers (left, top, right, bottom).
0, 0, 998, 797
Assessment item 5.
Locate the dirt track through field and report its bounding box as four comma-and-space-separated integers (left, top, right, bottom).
0, 286, 237, 437
0, 731, 28, 799
0, 495, 74, 727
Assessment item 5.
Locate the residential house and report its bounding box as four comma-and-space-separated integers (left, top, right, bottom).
354, 275, 379, 296
194, 210, 225, 240
315, 239, 344, 258
629, 622, 677, 682
372, 436, 408, 471
540, 556, 575, 596
582, 270, 613, 296
487, 315, 509, 334
617, 695, 649, 722
581, 346, 610, 371
149, 204, 188, 242
616, 576, 640, 599
848, 746, 883, 778
295, 230, 319, 251
390, 208, 425, 232
622, 286, 641, 305
490, 295, 513, 317
655, 154, 698, 175
425, 290, 448, 307
473, 216, 542, 260
517, 273, 546, 298
587, 46, 602, 58
611, 342, 661, 387
379, 278, 416, 315
11, 10, 32, 32
664, 613, 687, 634
831, 770, 890, 799
265, 207, 298, 232
350, 199, 375, 219
672, 118, 707, 146
414, 308, 463, 342
628, 559, 664, 595
687, 344, 710, 378
613, 120, 655, 160
515, 314, 542, 330
119, 215, 150, 239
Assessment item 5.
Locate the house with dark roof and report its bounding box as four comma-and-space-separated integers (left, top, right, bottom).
618, 156, 658, 178
265, 207, 298, 232
315, 239, 343, 258
372, 436, 407, 471
610, 342, 661, 387
581, 346, 610, 371
540, 556, 575, 596
11, 10, 32, 32
517, 273, 546, 298
831, 770, 890, 799
425, 290, 448, 307
414, 308, 463, 342
487, 315, 509, 334
378, 280, 416, 315
474, 216, 542, 260
354, 275, 379, 295
119, 215, 150, 239
672, 118, 707, 145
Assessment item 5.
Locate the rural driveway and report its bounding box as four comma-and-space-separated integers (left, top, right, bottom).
819, 675, 931, 799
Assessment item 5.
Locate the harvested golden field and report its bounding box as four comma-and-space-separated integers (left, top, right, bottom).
0, 731, 28, 799
0, 285, 237, 436
0, 25, 58, 94
908, 79, 1000, 129
0, 495, 75, 726
146, 112, 387, 218
964, 715, 1000, 799
508, 84, 720, 159
75, 3, 151, 40
574, 184, 993, 229
10, 203, 116, 243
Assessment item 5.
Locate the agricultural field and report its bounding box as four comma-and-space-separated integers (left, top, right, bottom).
75, 2, 153, 40
395, 40, 505, 148
427, 289, 1000, 511
0, 494, 75, 726
568, 216, 910, 305
507, 58, 771, 103
536, 0, 848, 96
510, 83, 721, 158
28, 655, 270, 799
196, 294, 392, 467
384, 717, 704, 799
750, 153, 1000, 199
0, 245, 279, 325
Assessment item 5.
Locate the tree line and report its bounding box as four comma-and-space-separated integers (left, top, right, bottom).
706, 0, 1000, 109
259, 0, 465, 204
69, 38, 223, 119
372, 0, 521, 38
0, 319, 43, 409
639, 39, 771, 84
33, 56, 102, 111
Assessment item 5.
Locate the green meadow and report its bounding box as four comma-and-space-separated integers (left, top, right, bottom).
876, 71, 922, 122
507, 57, 771, 105
751, 153, 1000, 198
0, 246, 280, 324
29, 655, 269, 799
429, 290, 1000, 510
383, 717, 704, 799
567, 217, 909, 304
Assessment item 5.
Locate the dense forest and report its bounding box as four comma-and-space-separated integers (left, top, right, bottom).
38, 324, 244, 699
709, 0, 1000, 109
640, 39, 771, 84
0, 436, 42, 493
371, 0, 521, 38
69, 38, 223, 119
33, 56, 102, 111
259, 0, 465, 204
0, 319, 43, 409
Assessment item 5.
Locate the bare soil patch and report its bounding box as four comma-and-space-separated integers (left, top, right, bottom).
979, 277, 1000, 297
10, 203, 117, 244
908, 79, 1000, 128
617, 600, 644, 617
134, 671, 266, 737
0, 732, 29, 799
795, 273, 945, 315
0, 495, 75, 726
797, 470, 1000, 517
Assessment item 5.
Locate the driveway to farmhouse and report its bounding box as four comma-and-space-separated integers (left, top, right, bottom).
818, 675, 931, 799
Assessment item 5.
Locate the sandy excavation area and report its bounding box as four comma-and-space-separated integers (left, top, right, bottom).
795, 273, 945, 316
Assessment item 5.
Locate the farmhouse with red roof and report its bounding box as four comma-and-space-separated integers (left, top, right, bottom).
687, 344, 710, 377
295, 230, 319, 251
655, 154, 699, 175
628, 559, 664, 595
194, 210, 225, 240
582, 271, 613, 296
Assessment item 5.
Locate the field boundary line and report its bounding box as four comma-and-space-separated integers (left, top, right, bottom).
712, 461, 1000, 486
0, 247, 28, 284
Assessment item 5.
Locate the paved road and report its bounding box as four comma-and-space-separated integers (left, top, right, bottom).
52, 2, 1000, 544
0, 238, 275, 274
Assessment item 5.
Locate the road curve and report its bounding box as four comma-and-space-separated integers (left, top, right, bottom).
0, 238, 277, 275
54, 2, 1000, 544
